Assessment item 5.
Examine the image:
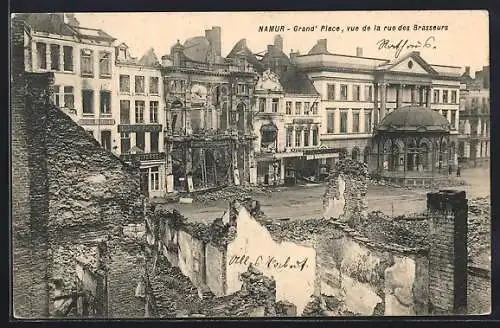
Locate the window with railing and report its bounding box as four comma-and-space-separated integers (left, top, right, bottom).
304, 102, 310, 114
340, 85, 348, 100
327, 109, 335, 133
295, 102, 302, 115
352, 111, 360, 133
340, 110, 348, 133
364, 111, 372, 133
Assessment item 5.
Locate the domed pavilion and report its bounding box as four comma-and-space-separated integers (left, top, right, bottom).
372, 105, 455, 185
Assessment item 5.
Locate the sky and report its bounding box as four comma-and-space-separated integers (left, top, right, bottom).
75, 10, 489, 75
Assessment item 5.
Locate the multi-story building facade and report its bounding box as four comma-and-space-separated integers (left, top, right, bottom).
21, 13, 118, 151
160, 27, 258, 193
458, 66, 490, 166
293, 39, 463, 170
244, 36, 323, 185
114, 44, 167, 197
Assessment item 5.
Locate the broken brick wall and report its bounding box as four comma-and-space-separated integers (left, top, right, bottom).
11, 17, 147, 318
466, 267, 491, 314
322, 159, 369, 223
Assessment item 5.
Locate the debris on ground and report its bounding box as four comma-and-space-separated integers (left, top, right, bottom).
191, 185, 271, 203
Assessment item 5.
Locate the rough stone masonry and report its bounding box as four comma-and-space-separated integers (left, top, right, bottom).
11, 17, 148, 318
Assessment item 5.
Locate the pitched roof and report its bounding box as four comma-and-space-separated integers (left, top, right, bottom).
138, 48, 160, 67
259, 45, 318, 95
227, 39, 263, 72
17, 13, 76, 37
376, 51, 438, 75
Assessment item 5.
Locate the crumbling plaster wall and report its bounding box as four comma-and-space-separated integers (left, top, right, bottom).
226, 204, 316, 315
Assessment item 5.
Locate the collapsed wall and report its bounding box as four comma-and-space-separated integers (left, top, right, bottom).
12, 18, 147, 318
322, 159, 369, 224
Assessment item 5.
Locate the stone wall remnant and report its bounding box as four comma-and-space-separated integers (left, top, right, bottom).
323, 159, 369, 224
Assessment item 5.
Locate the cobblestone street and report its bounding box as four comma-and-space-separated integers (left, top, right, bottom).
164, 166, 490, 223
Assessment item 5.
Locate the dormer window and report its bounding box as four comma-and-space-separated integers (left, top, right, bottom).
119, 48, 127, 60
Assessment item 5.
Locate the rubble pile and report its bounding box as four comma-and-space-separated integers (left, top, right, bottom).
262, 217, 340, 244
149, 260, 203, 318
354, 211, 430, 248
203, 264, 277, 317
369, 176, 467, 189
192, 185, 271, 203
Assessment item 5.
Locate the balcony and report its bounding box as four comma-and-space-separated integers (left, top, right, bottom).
120, 152, 166, 163
78, 117, 115, 125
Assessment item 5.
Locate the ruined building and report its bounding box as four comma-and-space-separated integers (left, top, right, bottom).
160, 27, 259, 193
12, 18, 147, 318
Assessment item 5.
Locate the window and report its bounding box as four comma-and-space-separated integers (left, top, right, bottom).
81, 49, 93, 76
63, 46, 73, 71
286, 101, 292, 115
272, 98, 279, 113
150, 167, 160, 191
451, 90, 457, 103
135, 101, 145, 123
295, 130, 301, 147
364, 85, 373, 101
364, 111, 372, 133
53, 85, 60, 107
63, 86, 74, 109
451, 110, 457, 129
311, 103, 318, 115
82, 90, 94, 114
99, 51, 111, 77
352, 111, 360, 133
150, 132, 159, 153
442, 110, 448, 121
237, 84, 246, 94
101, 131, 111, 151
433, 90, 440, 103
327, 109, 335, 133
135, 132, 145, 151
340, 110, 348, 133
327, 84, 335, 100
50, 44, 60, 70
442, 90, 449, 103
121, 132, 130, 154
304, 129, 310, 147
312, 128, 318, 146
340, 85, 348, 100
295, 102, 302, 115
353, 85, 360, 101
286, 128, 293, 147
150, 101, 159, 123
150, 77, 159, 95
36, 42, 47, 69
135, 76, 145, 94
304, 102, 310, 114
119, 75, 130, 93
120, 100, 130, 124
100, 91, 111, 115
259, 98, 266, 112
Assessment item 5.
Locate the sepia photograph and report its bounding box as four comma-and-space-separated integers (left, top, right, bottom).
10, 10, 490, 319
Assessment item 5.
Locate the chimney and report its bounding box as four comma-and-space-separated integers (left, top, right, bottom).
356, 47, 363, 57
318, 39, 327, 50
427, 190, 468, 314
290, 49, 300, 63
206, 26, 222, 57
64, 13, 80, 27
274, 35, 283, 52
465, 66, 471, 76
